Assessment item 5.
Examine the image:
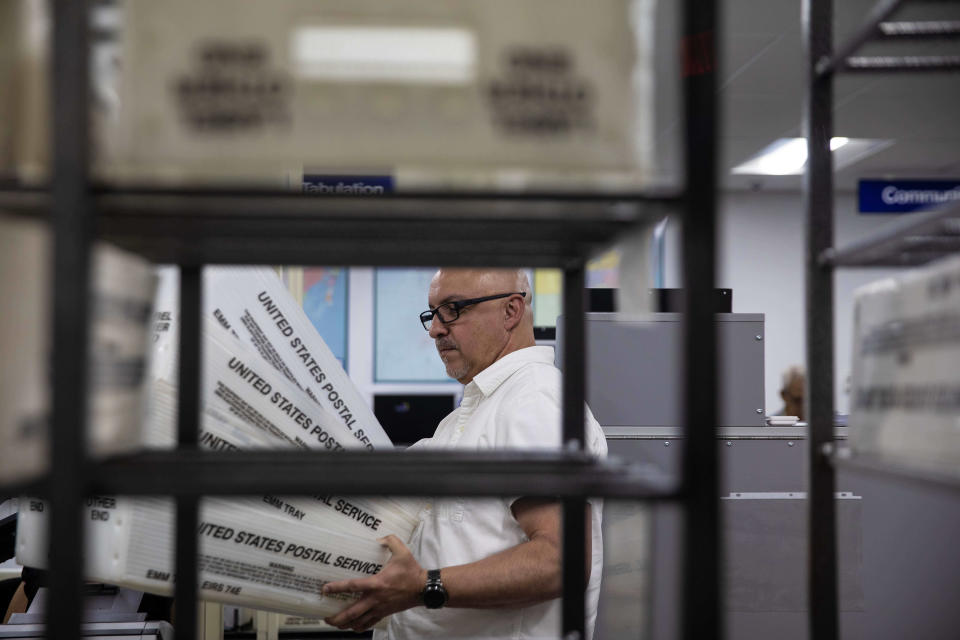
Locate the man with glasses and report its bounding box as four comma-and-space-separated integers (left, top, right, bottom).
324, 268, 606, 640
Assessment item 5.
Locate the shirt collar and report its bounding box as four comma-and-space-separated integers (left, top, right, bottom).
466, 346, 555, 398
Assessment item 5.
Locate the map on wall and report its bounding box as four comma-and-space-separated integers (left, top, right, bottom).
299, 267, 348, 368
375, 268, 450, 383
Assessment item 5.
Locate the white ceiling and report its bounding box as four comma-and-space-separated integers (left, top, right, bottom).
651, 0, 960, 192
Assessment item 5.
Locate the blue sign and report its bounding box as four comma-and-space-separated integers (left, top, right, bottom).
859, 179, 960, 213
302, 174, 394, 196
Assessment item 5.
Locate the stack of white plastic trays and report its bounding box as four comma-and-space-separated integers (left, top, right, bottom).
17, 268, 422, 621
100, 0, 652, 190
849, 253, 960, 475
0, 213, 155, 485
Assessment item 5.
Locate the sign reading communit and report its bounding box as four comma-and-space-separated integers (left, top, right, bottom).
859, 179, 960, 213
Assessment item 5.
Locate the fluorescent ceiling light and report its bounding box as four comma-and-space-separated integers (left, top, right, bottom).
732, 137, 890, 175
830, 136, 849, 151
291, 26, 476, 85
745, 138, 808, 175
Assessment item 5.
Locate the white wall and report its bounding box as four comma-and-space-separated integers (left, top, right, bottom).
340, 197, 907, 417
664, 191, 907, 414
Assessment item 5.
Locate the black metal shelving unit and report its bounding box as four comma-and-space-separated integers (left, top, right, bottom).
803, 0, 960, 638
1, 0, 722, 638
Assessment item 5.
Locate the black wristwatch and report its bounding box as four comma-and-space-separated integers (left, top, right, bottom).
421, 569, 448, 609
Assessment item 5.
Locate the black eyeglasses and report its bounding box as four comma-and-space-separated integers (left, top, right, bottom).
420, 292, 526, 331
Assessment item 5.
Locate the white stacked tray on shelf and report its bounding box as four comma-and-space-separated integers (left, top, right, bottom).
0, 213, 156, 485
112, 0, 655, 189
0, 0, 19, 173
0, 0, 122, 184
596, 501, 651, 638
849, 253, 960, 476
7, 0, 657, 190
0, 0, 46, 182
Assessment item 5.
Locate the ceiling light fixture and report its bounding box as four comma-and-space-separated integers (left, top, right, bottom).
732, 136, 889, 176
830, 136, 849, 151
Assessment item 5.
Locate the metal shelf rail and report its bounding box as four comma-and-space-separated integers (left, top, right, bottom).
804, 0, 960, 638
0, 188, 681, 267
820, 199, 960, 267
5, 0, 722, 639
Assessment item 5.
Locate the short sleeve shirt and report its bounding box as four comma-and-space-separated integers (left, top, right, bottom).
375, 346, 608, 640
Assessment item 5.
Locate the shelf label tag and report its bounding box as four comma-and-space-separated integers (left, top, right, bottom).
302, 174, 394, 196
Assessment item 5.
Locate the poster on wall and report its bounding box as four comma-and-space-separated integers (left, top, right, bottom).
280, 267, 348, 369
587, 249, 621, 288
533, 269, 562, 330
375, 268, 450, 383
533, 250, 623, 330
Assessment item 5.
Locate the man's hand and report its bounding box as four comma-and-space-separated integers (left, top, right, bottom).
322, 535, 425, 632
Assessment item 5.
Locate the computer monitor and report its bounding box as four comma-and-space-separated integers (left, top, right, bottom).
374, 394, 457, 446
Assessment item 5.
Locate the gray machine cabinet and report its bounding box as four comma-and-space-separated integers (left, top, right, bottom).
596, 433, 960, 640
558, 313, 766, 428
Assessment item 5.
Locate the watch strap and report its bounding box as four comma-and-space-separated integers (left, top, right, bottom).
422, 568, 448, 609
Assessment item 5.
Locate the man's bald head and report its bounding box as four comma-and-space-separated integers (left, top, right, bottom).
427, 268, 535, 383
434, 268, 532, 318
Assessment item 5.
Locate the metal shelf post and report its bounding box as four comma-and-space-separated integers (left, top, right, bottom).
681, 0, 722, 636
175, 266, 203, 640
561, 263, 588, 638
804, 0, 840, 638
47, 1, 92, 639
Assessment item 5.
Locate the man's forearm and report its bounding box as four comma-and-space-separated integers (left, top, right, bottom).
321, 502, 593, 631
439, 535, 562, 609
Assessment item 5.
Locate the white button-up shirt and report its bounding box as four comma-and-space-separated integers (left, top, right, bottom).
376, 346, 607, 640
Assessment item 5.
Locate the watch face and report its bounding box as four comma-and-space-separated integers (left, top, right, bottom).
423, 584, 447, 609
